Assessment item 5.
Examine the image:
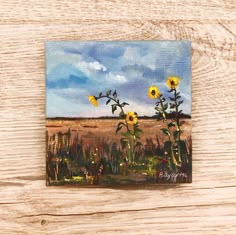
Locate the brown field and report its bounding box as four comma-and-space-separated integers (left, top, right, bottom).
46, 118, 191, 147
46, 118, 192, 185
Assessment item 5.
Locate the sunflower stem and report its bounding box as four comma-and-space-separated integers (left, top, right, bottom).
97, 95, 130, 132
158, 97, 170, 142
173, 89, 182, 163
158, 96, 177, 167
132, 124, 136, 163
96, 94, 133, 163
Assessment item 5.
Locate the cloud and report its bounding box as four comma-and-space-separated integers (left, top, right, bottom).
46, 41, 191, 117
106, 72, 127, 83
122, 64, 166, 82
89, 61, 107, 71
76, 61, 107, 75
63, 42, 125, 61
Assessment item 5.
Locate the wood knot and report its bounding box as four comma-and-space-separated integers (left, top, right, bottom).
41, 219, 47, 226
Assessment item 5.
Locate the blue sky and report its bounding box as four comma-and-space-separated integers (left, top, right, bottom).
46, 41, 191, 118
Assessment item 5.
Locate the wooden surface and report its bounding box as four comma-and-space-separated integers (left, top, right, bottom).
0, 1, 236, 234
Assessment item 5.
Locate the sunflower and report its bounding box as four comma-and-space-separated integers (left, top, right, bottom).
148, 85, 161, 99
88, 96, 98, 107
166, 76, 180, 89
126, 112, 138, 125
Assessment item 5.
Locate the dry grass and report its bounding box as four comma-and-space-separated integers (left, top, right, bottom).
46, 118, 191, 146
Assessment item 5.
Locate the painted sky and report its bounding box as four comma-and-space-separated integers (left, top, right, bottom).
46, 41, 191, 118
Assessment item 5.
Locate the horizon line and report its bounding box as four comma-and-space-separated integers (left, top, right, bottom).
46, 114, 191, 119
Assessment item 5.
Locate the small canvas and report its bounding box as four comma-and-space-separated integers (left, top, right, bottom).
46, 41, 192, 186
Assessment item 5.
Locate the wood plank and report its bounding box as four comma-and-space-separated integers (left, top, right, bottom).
0, 5, 235, 234
0, 0, 235, 23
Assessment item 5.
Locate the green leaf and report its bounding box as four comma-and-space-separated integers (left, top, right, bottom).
176, 95, 181, 99
106, 99, 111, 105
163, 103, 168, 110
155, 106, 162, 111
173, 130, 179, 139
111, 104, 117, 114
116, 125, 123, 133
178, 100, 184, 106
120, 138, 128, 149
134, 123, 141, 130
106, 90, 111, 96
135, 127, 143, 133
116, 122, 125, 133
161, 128, 170, 136
121, 132, 130, 138
113, 90, 117, 98
169, 97, 175, 101
129, 130, 134, 136
167, 122, 175, 128
121, 102, 129, 107
99, 92, 102, 97
118, 121, 125, 126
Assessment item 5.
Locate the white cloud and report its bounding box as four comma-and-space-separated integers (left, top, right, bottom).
106, 72, 127, 83
88, 61, 107, 71
76, 60, 107, 77
46, 41, 191, 117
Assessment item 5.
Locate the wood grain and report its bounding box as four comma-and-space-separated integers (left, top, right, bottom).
0, 1, 236, 234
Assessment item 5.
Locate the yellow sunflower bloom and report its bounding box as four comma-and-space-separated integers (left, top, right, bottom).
88, 96, 98, 107
126, 112, 138, 125
166, 76, 180, 89
148, 85, 161, 99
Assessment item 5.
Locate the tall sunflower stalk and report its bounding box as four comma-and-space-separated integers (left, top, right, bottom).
88, 90, 142, 163
166, 76, 183, 163
148, 85, 177, 166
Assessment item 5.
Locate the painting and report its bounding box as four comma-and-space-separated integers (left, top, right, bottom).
45, 41, 192, 186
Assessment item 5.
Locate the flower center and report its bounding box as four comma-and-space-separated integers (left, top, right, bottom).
129, 116, 134, 121
170, 80, 175, 85
151, 90, 156, 95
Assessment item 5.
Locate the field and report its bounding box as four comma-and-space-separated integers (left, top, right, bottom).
46, 118, 192, 186
46, 118, 191, 144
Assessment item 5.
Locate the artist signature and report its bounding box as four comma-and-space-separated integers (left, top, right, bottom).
158, 172, 188, 181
